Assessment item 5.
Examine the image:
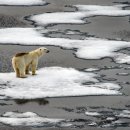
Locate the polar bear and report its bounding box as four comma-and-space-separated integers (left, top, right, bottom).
12, 47, 49, 78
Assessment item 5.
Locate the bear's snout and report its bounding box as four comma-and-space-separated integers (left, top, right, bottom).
46, 50, 50, 53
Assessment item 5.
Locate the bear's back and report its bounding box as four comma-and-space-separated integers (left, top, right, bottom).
15, 52, 29, 57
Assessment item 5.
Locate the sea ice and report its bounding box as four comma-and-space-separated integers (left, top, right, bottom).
29, 4, 130, 25
26, 4, 130, 63
115, 54, 130, 64
85, 111, 101, 116
0, 112, 63, 126
30, 12, 86, 25
117, 110, 130, 118
0, 28, 130, 63
0, 67, 121, 99
85, 68, 100, 72
0, 0, 47, 6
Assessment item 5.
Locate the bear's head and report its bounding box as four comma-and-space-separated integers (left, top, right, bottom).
35, 47, 49, 57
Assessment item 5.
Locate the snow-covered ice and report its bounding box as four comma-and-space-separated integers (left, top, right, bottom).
30, 12, 86, 25
26, 4, 130, 63
85, 111, 101, 116
85, 68, 100, 72
0, 112, 64, 126
3, 112, 38, 118
75, 4, 130, 15
115, 54, 130, 64
117, 110, 130, 118
85, 109, 130, 118
116, 73, 129, 76
85, 109, 130, 128
0, 0, 47, 6
0, 28, 130, 63
87, 83, 120, 90
29, 4, 130, 25
0, 67, 121, 99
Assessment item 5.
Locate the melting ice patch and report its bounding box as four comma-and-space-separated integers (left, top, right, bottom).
115, 54, 130, 64
0, 112, 64, 126
85, 110, 130, 118
0, 28, 130, 63
75, 4, 130, 14
117, 110, 130, 118
85, 68, 100, 72
30, 12, 86, 25
85, 111, 101, 116
29, 4, 130, 25
85, 109, 130, 127
0, 0, 47, 6
0, 67, 121, 99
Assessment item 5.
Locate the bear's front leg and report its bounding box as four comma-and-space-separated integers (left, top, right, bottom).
16, 68, 20, 78
25, 64, 30, 74
19, 67, 27, 78
31, 60, 38, 75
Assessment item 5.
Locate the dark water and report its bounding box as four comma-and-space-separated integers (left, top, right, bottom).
0, 0, 130, 129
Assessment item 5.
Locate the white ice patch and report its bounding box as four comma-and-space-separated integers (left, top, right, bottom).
85, 111, 101, 116
30, 12, 86, 25
115, 54, 130, 64
88, 83, 120, 90
116, 73, 129, 76
86, 109, 130, 119
3, 112, 37, 118
88, 122, 97, 126
0, 0, 47, 6
75, 4, 123, 11
85, 68, 100, 72
106, 117, 116, 121
76, 4, 130, 17
0, 28, 130, 63
29, 4, 130, 25
0, 67, 121, 99
117, 110, 130, 118
0, 112, 63, 126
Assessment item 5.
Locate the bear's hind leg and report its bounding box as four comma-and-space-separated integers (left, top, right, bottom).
12, 60, 20, 78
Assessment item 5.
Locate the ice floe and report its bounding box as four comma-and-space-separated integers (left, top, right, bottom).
87, 83, 120, 90
30, 12, 86, 25
1, 28, 130, 63
117, 110, 130, 118
75, 4, 130, 15
85, 111, 100, 116
0, 0, 47, 6
85, 68, 100, 72
85, 109, 130, 127
115, 54, 130, 64
85, 109, 130, 119
26, 4, 130, 63
29, 4, 130, 25
116, 73, 129, 76
0, 67, 121, 99
1, 110, 130, 127
0, 112, 64, 126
